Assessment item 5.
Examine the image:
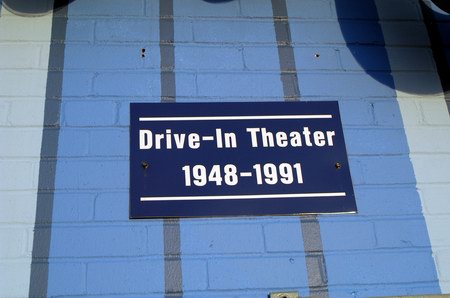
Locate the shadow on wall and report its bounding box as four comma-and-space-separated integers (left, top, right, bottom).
2, 0, 74, 16
335, 0, 450, 96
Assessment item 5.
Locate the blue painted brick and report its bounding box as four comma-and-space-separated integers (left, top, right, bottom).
57, 128, 90, 156
89, 129, 129, 156
47, 263, 86, 296
181, 223, 264, 254
96, 20, 159, 42
176, 46, 243, 70
64, 101, 116, 126
344, 128, 408, 155
174, 20, 194, 42
325, 251, 438, 284
51, 192, 95, 223
87, 260, 164, 294
174, 0, 240, 17
294, 47, 340, 70
335, 0, 378, 19
375, 219, 432, 248
354, 187, 423, 216
94, 72, 160, 97
319, 220, 376, 250
287, 0, 333, 19
299, 73, 396, 97
95, 192, 128, 221
339, 45, 392, 71
55, 160, 128, 189
69, 0, 144, 16
64, 45, 148, 70
181, 260, 208, 291
145, 0, 159, 17
146, 225, 164, 255
359, 156, 417, 185
339, 100, 374, 126
290, 21, 384, 45
197, 73, 282, 97
328, 283, 440, 298
372, 100, 405, 127
58, 72, 93, 97
118, 98, 160, 126
380, 22, 430, 46
240, 0, 273, 17
208, 257, 308, 290
66, 20, 95, 43
49, 226, 146, 257
193, 21, 276, 43
264, 221, 304, 252
176, 73, 197, 97
243, 47, 280, 70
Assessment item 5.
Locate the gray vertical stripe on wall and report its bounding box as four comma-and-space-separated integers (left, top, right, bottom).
160, 0, 184, 297
271, 0, 330, 296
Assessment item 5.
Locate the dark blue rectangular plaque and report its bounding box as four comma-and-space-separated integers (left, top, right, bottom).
130, 101, 356, 218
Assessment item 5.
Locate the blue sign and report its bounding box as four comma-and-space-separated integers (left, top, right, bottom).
130, 102, 356, 218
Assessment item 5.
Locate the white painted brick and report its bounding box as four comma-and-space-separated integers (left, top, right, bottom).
0, 228, 27, 258
379, 22, 429, 46
436, 251, 450, 281
0, 15, 53, 42
0, 261, 32, 297
420, 185, 450, 215
0, 128, 43, 157
8, 101, 46, 126
0, 71, 49, 96
406, 128, 450, 152
420, 99, 450, 125
426, 218, 450, 247
0, 102, 9, 125
0, 192, 37, 224
0, 161, 36, 190
387, 47, 435, 72
410, 155, 450, 184
393, 72, 443, 99
0, 44, 41, 69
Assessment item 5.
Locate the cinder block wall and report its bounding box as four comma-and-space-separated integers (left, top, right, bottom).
0, 0, 449, 297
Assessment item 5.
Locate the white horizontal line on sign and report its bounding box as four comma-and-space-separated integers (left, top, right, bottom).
139, 115, 333, 122
140, 192, 346, 201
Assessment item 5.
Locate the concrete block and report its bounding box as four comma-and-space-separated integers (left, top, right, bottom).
0, 44, 41, 69
181, 223, 264, 254
89, 128, 129, 156
358, 156, 417, 185
424, 217, 450, 247
355, 186, 423, 216
421, 185, 450, 215
320, 220, 376, 250
339, 100, 374, 126
286, 0, 333, 19
7, 100, 45, 126
0, 261, 32, 297
299, 73, 396, 98
47, 263, 86, 296
51, 192, 95, 223
58, 128, 90, 156
56, 71, 93, 97
0, 160, 35, 190
66, 20, 95, 43
182, 260, 208, 291
373, 100, 408, 127
208, 257, 308, 289
69, 0, 144, 16
43, 226, 146, 257
326, 251, 438, 284
63, 45, 147, 70
240, 0, 274, 17
335, 0, 378, 19
51, 159, 128, 189
420, 99, 450, 125
375, 0, 420, 20
94, 72, 160, 96
380, 22, 429, 46
375, 219, 432, 248
95, 192, 129, 221
0, 192, 37, 223
174, 0, 240, 17
406, 127, 450, 153
387, 47, 435, 71
436, 250, 450, 281
197, 73, 282, 97
96, 20, 159, 42
176, 46, 243, 70
264, 221, 304, 252
344, 128, 408, 155
0, 128, 44, 157
193, 20, 276, 43
87, 259, 164, 294
243, 46, 280, 71
339, 45, 393, 71
64, 101, 116, 127
0, 71, 48, 96
411, 155, 450, 183
0, 228, 27, 258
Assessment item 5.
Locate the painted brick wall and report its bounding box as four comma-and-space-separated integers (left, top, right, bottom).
1, 0, 450, 297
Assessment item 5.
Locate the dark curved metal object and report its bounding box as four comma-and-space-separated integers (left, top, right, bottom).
2, 0, 75, 16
